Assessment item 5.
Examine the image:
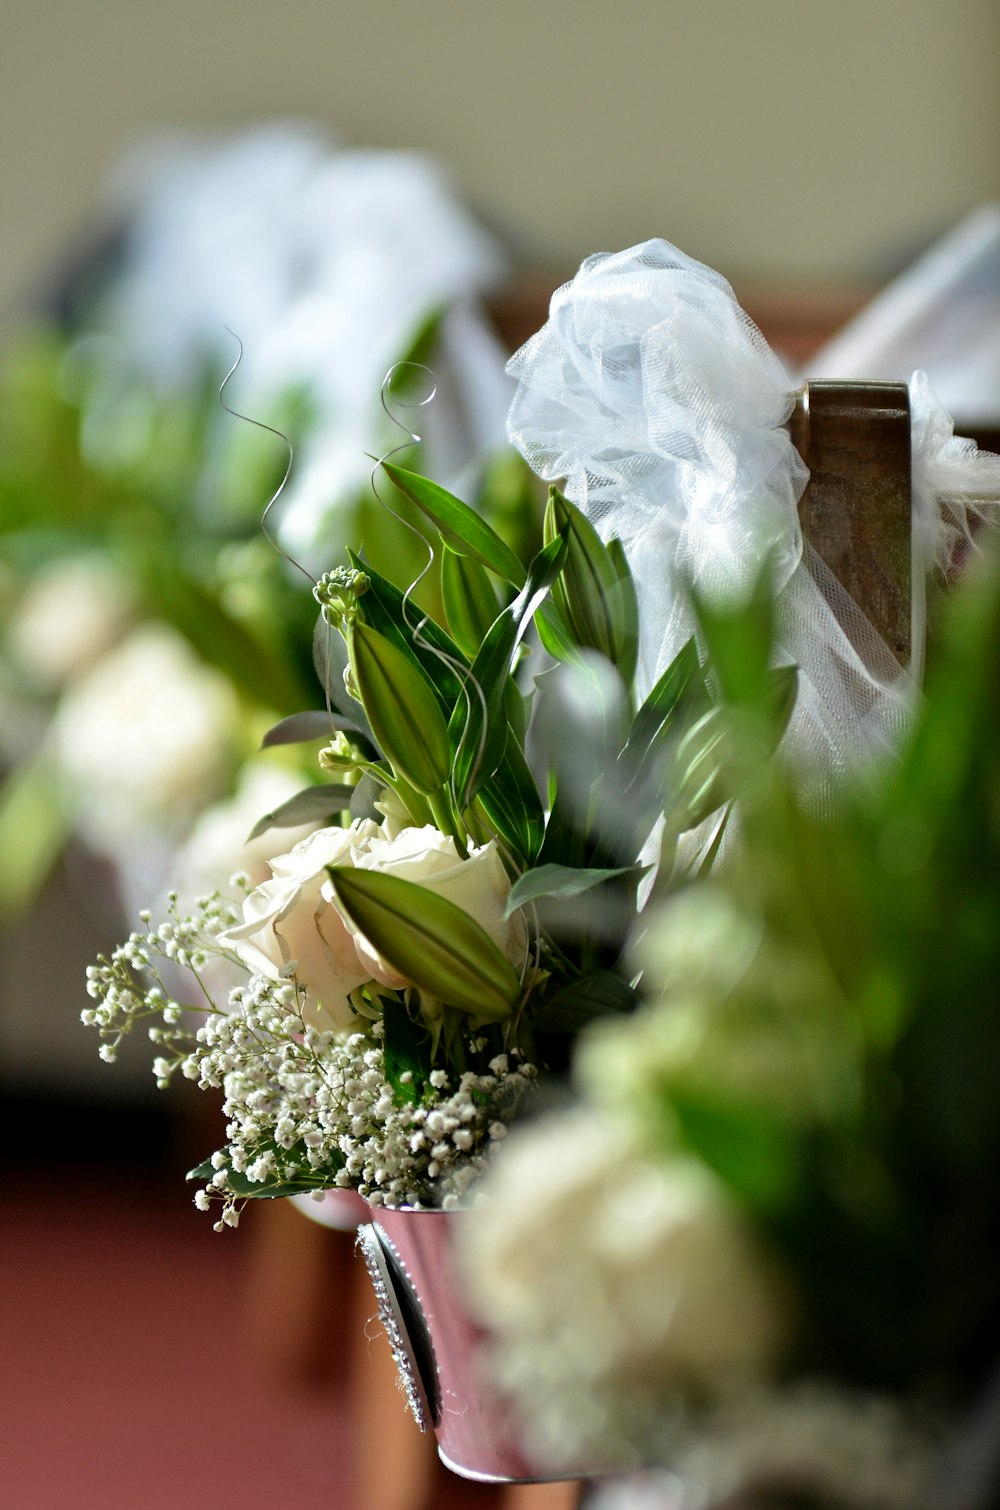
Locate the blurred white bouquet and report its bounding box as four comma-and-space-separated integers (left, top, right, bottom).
0, 121, 522, 917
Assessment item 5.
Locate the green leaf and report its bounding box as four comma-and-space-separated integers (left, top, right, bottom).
382, 997, 433, 1104
187, 1153, 328, 1201
534, 596, 589, 668
261, 709, 369, 747
667, 705, 733, 830
245, 783, 356, 841
440, 544, 501, 657
532, 970, 640, 1033
349, 767, 391, 823
348, 619, 452, 794
450, 533, 567, 804
380, 460, 527, 588
476, 738, 545, 865
626, 639, 705, 763
326, 866, 521, 1020
607, 537, 640, 687
503, 863, 646, 919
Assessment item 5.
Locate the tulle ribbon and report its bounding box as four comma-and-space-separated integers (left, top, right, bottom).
508, 239, 1000, 807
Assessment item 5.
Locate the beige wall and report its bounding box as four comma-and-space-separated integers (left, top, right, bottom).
3, 1, 999, 309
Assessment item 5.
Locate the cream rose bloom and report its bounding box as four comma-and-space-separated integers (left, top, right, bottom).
218, 819, 524, 1025
51, 623, 238, 855
324, 824, 525, 987
216, 821, 381, 1027
459, 1111, 790, 1469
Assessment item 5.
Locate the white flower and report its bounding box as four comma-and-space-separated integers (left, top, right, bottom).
459, 1110, 789, 1468
8, 556, 133, 690
217, 818, 525, 1024
51, 623, 238, 853
216, 821, 380, 1028
326, 824, 526, 988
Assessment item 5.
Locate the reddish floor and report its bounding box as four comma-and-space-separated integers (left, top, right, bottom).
2, 1179, 358, 1510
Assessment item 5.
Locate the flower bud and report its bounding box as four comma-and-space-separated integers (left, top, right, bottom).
544, 487, 638, 684
347, 620, 451, 794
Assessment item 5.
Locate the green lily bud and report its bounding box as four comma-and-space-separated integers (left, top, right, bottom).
346, 619, 452, 794
327, 866, 521, 1020
544, 486, 639, 685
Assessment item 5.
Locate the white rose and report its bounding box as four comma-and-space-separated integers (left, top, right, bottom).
459, 1111, 789, 1467
325, 824, 525, 987
217, 821, 380, 1027
51, 623, 238, 853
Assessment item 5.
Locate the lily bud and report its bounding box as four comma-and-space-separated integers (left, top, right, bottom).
327, 865, 521, 1020
347, 619, 452, 794
544, 487, 638, 684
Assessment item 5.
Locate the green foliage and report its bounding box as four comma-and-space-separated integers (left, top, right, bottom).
244, 782, 357, 841
440, 545, 501, 657
380, 459, 527, 587
627, 542, 1000, 1395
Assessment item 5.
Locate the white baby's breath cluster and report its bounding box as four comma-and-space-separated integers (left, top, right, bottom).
83, 888, 535, 1229
192, 1000, 537, 1228
83, 887, 244, 1074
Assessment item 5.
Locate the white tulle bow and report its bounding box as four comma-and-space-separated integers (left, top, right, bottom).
508, 239, 999, 806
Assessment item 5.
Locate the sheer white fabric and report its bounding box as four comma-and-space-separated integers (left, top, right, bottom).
508, 240, 999, 803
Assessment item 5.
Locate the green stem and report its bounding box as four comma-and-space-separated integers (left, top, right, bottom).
428, 786, 469, 859
391, 773, 434, 827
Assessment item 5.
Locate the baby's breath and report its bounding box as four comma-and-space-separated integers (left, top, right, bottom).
85, 890, 537, 1228
83, 889, 242, 1077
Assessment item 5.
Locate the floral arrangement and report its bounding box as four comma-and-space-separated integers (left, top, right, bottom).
81, 439, 795, 1225
78, 229, 1000, 1500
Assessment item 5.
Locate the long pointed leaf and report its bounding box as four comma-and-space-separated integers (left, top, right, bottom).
261, 709, 369, 748
503, 863, 645, 919
381, 460, 527, 588
477, 738, 545, 864
441, 545, 501, 658
450, 534, 567, 804
531, 969, 639, 1033
626, 639, 705, 762
246, 783, 356, 841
